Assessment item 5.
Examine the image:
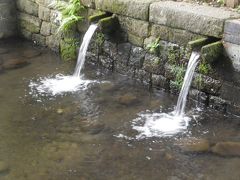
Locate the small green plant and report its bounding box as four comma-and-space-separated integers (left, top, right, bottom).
167, 46, 180, 65
171, 65, 185, 89
146, 38, 160, 54
52, 0, 84, 33
96, 32, 104, 47
217, 0, 225, 6
198, 60, 211, 75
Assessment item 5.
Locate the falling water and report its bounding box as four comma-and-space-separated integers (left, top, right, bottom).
29, 24, 99, 96
131, 51, 200, 138
74, 24, 98, 77
175, 51, 200, 116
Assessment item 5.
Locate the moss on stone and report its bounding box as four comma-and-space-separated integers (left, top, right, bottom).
99, 15, 118, 34
88, 12, 109, 23
201, 41, 223, 63
188, 37, 209, 50
20, 20, 40, 33
60, 38, 78, 61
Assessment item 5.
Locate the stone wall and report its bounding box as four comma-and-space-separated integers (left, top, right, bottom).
0, 0, 17, 39
15, 0, 240, 116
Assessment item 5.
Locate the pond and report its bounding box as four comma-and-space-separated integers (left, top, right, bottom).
0, 39, 240, 180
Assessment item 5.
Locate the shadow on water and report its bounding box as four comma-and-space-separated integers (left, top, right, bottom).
0, 39, 239, 180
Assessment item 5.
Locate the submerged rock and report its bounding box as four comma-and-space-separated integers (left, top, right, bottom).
211, 142, 240, 157
176, 138, 210, 153
2, 58, 28, 69
57, 108, 64, 115
22, 49, 41, 58
117, 93, 138, 106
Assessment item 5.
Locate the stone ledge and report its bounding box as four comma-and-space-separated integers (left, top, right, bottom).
149, 1, 240, 38
224, 19, 240, 45
95, 0, 160, 20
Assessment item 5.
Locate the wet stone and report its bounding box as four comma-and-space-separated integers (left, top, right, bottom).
2, 58, 28, 70
176, 138, 210, 153
211, 142, 240, 157
129, 46, 146, 69
117, 93, 138, 106
22, 49, 41, 58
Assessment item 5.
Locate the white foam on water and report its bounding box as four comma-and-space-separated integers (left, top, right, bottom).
132, 111, 190, 139
29, 74, 96, 96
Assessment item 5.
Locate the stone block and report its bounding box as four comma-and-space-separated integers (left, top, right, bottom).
219, 82, 240, 106
209, 96, 229, 112
32, 33, 46, 46
118, 16, 149, 38
143, 53, 165, 75
95, 0, 157, 20
40, 21, 51, 36
129, 46, 146, 68
50, 10, 61, 26
152, 74, 168, 89
46, 35, 60, 51
225, 0, 239, 8
16, 0, 39, 16
224, 42, 240, 72
128, 33, 144, 47
116, 43, 132, 66
224, 19, 240, 45
51, 24, 59, 35
149, 1, 240, 38
18, 13, 41, 33
38, 5, 50, 21
36, 0, 52, 7
151, 24, 204, 45
201, 41, 223, 64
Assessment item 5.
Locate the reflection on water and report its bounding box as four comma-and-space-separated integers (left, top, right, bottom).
0, 39, 240, 180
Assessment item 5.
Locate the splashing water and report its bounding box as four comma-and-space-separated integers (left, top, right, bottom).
74, 24, 98, 77
131, 52, 200, 138
29, 24, 98, 96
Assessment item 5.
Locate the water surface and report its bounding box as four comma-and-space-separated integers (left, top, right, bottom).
0, 39, 239, 180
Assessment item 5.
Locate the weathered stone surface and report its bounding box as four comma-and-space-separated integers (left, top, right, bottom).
211, 142, 240, 157
143, 53, 165, 75
38, 5, 50, 21
226, 0, 239, 8
151, 24, 203, 45
116, 43, 131, 65
176, 138, 210, 153
149, 1, 240, 37
209, 96, 229, 111
128, 33, 144, 47
118, 16, 149, 38
224, 19, 240, 45
189, 89, 208, 104
219, 82, 240, 106
40, 21, 51, 36
129, 46, 146, 68
16, 0, 39, 16
0, 1, 16, 39
32, 34, 46, 46
50, 10, 61, 25
36, 0, 52, 7
46, 35, 60, 51
103, 40, 117, 58
152, 74, 168, 89
188, 37, 209, 50
51, 24, 59, 35
95, 0, 158, 20
224, 42, 240, 72
18, 13, 41, 33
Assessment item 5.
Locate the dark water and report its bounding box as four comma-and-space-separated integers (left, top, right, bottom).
0, 39, 239, 180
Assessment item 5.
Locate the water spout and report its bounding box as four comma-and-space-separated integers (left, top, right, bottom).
74, 24, 98, 77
